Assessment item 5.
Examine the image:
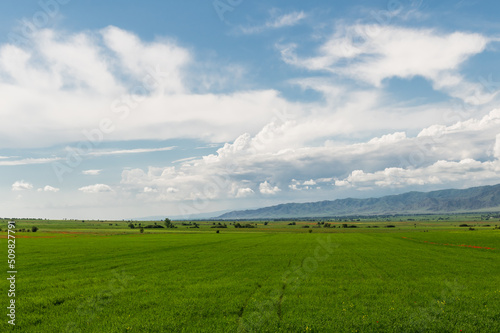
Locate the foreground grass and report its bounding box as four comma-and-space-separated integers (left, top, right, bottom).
0, 225, 499, 332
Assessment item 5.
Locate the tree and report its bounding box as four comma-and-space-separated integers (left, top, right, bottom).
164, 218, 176, 229
140, 227, 144, 234
128, 223, 135, 229
31, 226, 39, 232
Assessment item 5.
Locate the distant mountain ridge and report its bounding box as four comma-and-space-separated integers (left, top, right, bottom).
218, 184, 500, 219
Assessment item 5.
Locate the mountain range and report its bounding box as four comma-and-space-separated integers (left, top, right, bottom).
218, 184, 500, 219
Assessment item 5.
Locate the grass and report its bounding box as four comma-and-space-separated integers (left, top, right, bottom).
0, 219, 499, 332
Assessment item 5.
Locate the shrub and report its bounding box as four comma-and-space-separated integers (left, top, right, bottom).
144, 225, 164, 229
302, 225, 310, 228
234, 223, 255, 228
128, 223, 135, 229
31, 226, 39, 233
385, 225, 396, 228
211, 225, 227, 228
308, 229, 313, 233
140, 227, 144, 233
459, 224, 469, 227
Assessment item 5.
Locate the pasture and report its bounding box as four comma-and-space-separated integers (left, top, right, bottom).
1, 219, 499, 332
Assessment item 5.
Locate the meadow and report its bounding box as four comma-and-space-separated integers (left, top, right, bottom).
0, 218, 499, 332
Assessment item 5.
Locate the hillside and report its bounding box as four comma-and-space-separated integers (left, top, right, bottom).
218, 184, 500, 219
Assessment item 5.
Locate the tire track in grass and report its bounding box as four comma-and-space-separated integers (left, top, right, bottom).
276, 259, 292, 321
236, 234, 287, 330
277, 282, 287, 321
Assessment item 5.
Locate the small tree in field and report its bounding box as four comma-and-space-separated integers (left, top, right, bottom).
164, 218, 176, 228
31, 226, 39, 232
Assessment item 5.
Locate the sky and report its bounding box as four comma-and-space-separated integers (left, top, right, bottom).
2, 0, 500, 220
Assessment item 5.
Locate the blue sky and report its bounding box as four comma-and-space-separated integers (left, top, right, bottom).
2, 0, 500, 219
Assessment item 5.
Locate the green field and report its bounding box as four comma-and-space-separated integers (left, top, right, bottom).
1, 219, 499, 332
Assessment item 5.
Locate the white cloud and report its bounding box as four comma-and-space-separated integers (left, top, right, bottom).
37, 185, 60, 192
0, 27, 296, 149
101, 25, 190, 95
303, 179, 317, 186
172, 156, 199, 164
240, 11, 306, 34
236, 188, 255, 198
78, 184, 113, 193
334, 158, 499, 189
259, 181, 281, 195
82, 169, 102, 175
12, 180, 33, 191
280, 25, 494, 104
0, 157, 61, 166
119, 108, 500, 203
88, 146, 175, 156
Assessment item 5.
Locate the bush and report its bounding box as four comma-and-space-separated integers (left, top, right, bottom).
144, 225, 164, 229
308, 229, 313, 233
31, 226, 39, 233
234, 223, 255, 228
211, 225, 227, 228
128, 223, 135, 229
140, 227, 144, 233
459, 224, 469, 227
302, 225, 310, 228
385, 225, 396, 228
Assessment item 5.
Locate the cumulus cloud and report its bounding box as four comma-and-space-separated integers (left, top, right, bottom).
303, 179, 317, 186
82, 169, 102, 175
119, 108, 500, 203
280, 25, 494, 104
334, 158, 499, 189
259, 181, 281, 195
12, 180, 33, 191
78, 184, 113, 193
37, 185, 60, 192
236, 188, 255, 198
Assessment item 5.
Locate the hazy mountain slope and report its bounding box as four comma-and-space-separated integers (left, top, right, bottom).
218, 184, 500, 219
